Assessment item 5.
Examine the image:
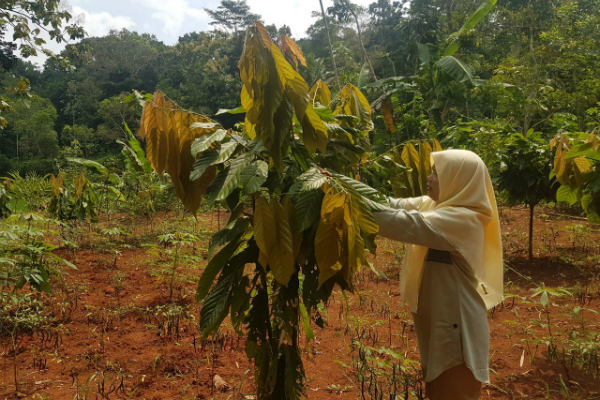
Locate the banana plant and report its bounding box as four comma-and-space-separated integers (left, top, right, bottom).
368, 0, 497, 133
137, 23, 386, 399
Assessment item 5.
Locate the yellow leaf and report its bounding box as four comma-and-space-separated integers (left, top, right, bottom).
278, 35, 307, 70
418, 141, 433, 194
309, 80, 331, 106
50, 174, 63, 196
73, 173, 86, 198
401, 143, 419, 194
253, 195, 297, 286
238, 24, 287, 168
138, 91, 220, 213
315, 218, 343, 287
301, 105, 328, 153
381, 96, 394, 134
333, 84, 373, 131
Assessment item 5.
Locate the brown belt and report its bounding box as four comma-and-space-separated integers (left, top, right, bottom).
426, 249, 453, 264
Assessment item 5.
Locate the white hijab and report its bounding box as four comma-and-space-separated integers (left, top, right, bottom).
401, 149, 503, 313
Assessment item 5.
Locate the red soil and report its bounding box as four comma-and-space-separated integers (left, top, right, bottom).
1, 207, 600, 399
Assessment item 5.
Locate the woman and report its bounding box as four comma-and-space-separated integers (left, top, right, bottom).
374, 149, 503, 400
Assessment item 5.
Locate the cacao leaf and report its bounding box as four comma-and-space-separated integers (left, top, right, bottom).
239, 160, 268, 194
200, 270, 234, 337
207, 154, 251, 202
333, 84, 373, 131
292, 189, 323, 233
190, 150, 219, 181
309, 80, 332, 106
197, 237, 243, 301
190, 129, 228, 156
381, 96, 394, 134
254, 195, 297, 285
556, 185, 578, 206
278, 35, 307, 70
138, 91, 220, 212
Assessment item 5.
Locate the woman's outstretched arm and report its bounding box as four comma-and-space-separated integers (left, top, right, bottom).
374, 208, 453, 251
386, 195, 429, 210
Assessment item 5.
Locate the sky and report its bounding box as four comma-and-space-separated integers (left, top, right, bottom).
25, 0, 374, 67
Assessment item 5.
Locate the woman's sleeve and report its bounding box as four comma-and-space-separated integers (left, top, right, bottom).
374, 208, 454, 251
386, 196, 428, 210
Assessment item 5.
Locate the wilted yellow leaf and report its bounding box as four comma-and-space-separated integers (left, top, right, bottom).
138, 91, 220, 213
239, 23, 327, 164
278, 35, 307, 70
333, 84, 373, 131
418, 141, 433, 194
50, 174, 63, 197
254, 195, 297, 286
314, 184, 368, 288
309, 80, 332, 106
381, 96, 394, 134
73, 173, 86, 198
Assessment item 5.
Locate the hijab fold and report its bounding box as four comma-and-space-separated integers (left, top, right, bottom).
401, 150, 503, 313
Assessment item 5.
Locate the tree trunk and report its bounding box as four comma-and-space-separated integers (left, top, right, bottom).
528, 203, 535, 260
318, 0, 342, 91
350, 9, 377, 81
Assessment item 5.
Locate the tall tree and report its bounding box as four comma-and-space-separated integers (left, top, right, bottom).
0, 0, 84, 58
328, 0, 377, 80
157, 31, 243, 114
318, 0, 341, 90
204, 0, 263, 33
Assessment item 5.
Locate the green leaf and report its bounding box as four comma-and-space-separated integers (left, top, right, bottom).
289, 167, 328, 193
331, 173, 387, 212
48, 253, 78, 270
190, 129, 227, 156
197, 237, 242, 301
435, 56, 476, 86
209, 217, 251, 256
107, 186, 125, 201
66, 157, 108, 175
540, 290, 549, 307
122, 122, 152, 172
239, 160, 268, 194
292, 189, 323, 233
417, 42, 435, 64
213, 141, 239, 164
458, 0, 497, 35
216, 106, 246, 115
207, 154, 251, 202
191, 140, 239, 182
298, 298, 314, 342
190, 150, 219, 181
444, 39, 460, 57
200, 271, 233, 337
556, 185, 578, 206
565, 144, 600, 162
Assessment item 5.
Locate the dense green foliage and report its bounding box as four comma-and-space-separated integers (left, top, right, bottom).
0, 0, 598, 180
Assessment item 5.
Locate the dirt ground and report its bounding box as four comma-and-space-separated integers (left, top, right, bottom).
1, 206, 600, 399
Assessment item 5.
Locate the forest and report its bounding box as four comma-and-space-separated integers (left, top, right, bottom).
1, 0, 600, 399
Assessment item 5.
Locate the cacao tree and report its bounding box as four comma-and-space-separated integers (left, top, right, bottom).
499, 130, 556, 259
137, 23, 386, 399
551, 131, 600, 222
